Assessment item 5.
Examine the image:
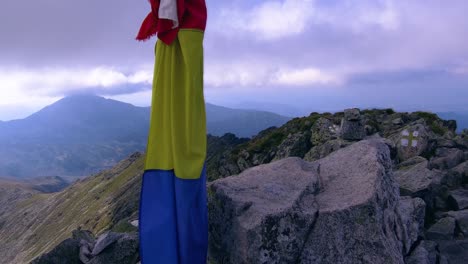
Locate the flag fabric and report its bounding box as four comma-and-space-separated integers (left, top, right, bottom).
137, 1, 208, 263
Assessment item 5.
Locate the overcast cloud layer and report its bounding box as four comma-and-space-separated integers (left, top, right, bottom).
0, 0, 467, 120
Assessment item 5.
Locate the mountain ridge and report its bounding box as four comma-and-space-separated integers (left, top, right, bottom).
0, 95, 290, 178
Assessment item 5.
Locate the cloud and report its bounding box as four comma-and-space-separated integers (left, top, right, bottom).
218, 0, 315, 40
0, 66, 152, 98
1, 0, 468, 120
273, 67, 341, 85
214, 0, 401, 41
205, 62, 341, 88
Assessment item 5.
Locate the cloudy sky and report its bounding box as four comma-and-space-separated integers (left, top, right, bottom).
0, 0, 467, 120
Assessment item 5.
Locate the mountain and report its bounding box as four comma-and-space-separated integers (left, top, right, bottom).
0, 95, 290, 178
205, 103, 291, 137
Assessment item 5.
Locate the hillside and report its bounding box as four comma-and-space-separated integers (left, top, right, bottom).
0, 133, 245, 263
0, 153, 144, 263
0, 95, 290, 178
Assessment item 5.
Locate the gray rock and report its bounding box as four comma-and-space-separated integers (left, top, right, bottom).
405, 240, 437, 264
445, 210, 468, 236
273, 132, 311, 161
452, 161, 468, 183
394, 159, 442, 197
437, 239, 468, 264
340, 109, 366, 141
344, 108, 361, 121
79, 239, 93, 264
88, 233, 139, 264
310, 117, 337, 145
448, 189, 468, 210
430, 148, 465, 170
130, 220, 139, 227
72, 229, 95, 243
208, 157, 320, 263
392, 124, 430, 162
397, 197, 426, 254
91, 231, 124, 256
436, 138, 457, 148
209, 139, 414, 264
31, 238, 81, 264
426, 217, 456, 240
441, 170, 464, 189
395, 156, 427, 170
300, 139, 404, 264
303, 139, 351, 161
393, 118, 404, 126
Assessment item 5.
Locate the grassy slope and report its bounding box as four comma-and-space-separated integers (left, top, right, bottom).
0, 153, 144, 263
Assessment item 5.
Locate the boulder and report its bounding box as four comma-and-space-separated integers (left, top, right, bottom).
397, 197, 426, 254
72, 229, 96, 263
209, 139, 415, 264
445, 210, 468, 236
392, 118, 404, 126
429, 148, 465, 170
31, 238, 81, 264
451, 161, 468, 184
447, 189, 468, 210
392, 124, 430, 162
437, 239, 468, 264
310, 117, 337, 145
299, 140, 405, 263
395, 156, 427, 170
344, 108, 361, 121
426, 217, 456, 240
91, 231, 124, 256
79, 239, 93, 264
405, 240, 437, 264
394, 159, 443, 199
88, 232, 139, 264
436, 138, 457, 148
208, 157, 320, 263
340, 108, 366, 141
273, 132, 311, 161
72, 229, 95, 243
303, 139, 351, 161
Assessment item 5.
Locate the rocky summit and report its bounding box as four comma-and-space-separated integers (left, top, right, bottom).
0, 108, 467, 264
208, 139, 423, 263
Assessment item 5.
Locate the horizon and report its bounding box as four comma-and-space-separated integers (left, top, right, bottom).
0, 94, 466, 124
1, 0, 468, 120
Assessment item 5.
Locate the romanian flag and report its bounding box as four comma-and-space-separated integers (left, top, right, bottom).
137, 0, 208, 263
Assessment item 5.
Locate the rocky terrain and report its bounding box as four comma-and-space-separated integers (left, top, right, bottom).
0, 108, 467, 263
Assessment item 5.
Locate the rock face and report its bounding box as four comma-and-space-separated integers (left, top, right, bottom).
208, 139, 422, 263
303, 139, 351, 161
31, 231, 139, 264
405, 240, 438, 264
272, 132, 311, 161
445, 210, 468, 236
430, 148, 465, 170
448, 189, 468, 210
208, 157, 320, 263
394, 158, 446, 209
426, 217, 456, 240
31, 239, 81, 264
